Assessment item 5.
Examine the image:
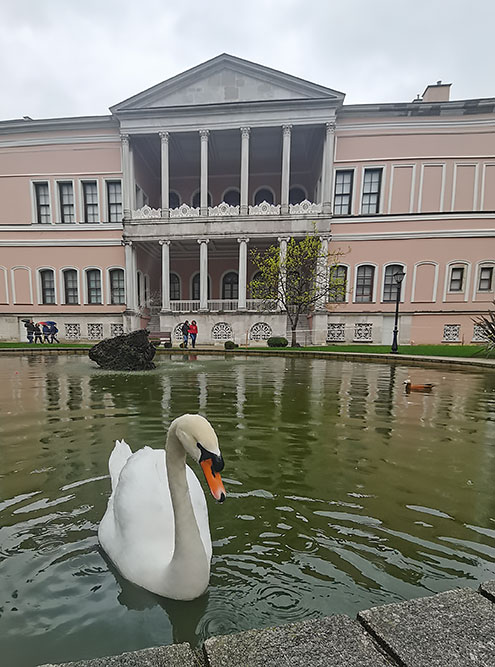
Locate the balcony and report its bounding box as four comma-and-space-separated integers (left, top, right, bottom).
168, 299, 278, 313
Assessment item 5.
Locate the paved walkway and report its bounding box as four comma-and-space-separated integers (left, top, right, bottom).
39, 581, 495, 666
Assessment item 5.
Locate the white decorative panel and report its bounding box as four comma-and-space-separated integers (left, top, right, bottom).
132, 205, 162, 219
472, 324, 488, 342
211, 322, 234, 340
248, 202, 281, 215
289, 199, 322, 215
169, 204, 200, 218
110, 323, 124, 337
327, 323, 345, 342
173, 324, 183, 340
249, 322, 272, 340
65, 323, 80, 340
354, 322, 373, 342
208, 202, 239, 216
443, 324, 460, 342
88, 323, 104, 340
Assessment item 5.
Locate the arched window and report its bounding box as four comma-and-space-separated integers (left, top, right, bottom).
170, 273, 180, 300
355, 265, 375, 303
192, 273, 210, 300
109, 268, 125, 304
383, 264, 405, 301
169, 191, 181, 209
223, 188, 240, 206
192, 191, 212, 208
254, 187, 274, 205
40, 269, 55, 304
86, 269, 102, 304
289, 186, 306, 205
63, 269, 78, 304
222, 272, 238, 299
328, 265, 347, 303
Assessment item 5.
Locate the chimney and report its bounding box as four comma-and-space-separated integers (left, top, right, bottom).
421, 81, 451, 103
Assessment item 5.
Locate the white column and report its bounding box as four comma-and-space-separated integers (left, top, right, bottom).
121, 134, 131, 219
281, 125, 292, 215
131, 243, 138, 311
199, 130, 209, 216
129, 142, 136, 211
278, 236, 290, 311
322, 121, 336, 214
316, 236, 329, 310
240, 127, 250, 215
124, 240, 135, 310
160, 131, 170, 216
159, 240, 171, 311
237, 237, 249, 310
198, 239, 209, 310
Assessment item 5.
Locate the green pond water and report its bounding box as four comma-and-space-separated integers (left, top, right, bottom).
1, 353, 495, 666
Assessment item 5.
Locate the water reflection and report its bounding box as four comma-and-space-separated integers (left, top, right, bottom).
0, 353, 495, 666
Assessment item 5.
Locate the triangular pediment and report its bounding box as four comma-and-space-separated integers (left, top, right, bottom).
111, 54, 344, 112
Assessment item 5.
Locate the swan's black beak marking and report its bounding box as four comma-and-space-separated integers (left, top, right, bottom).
197, 443, 226, 503
197, 443, 224, 473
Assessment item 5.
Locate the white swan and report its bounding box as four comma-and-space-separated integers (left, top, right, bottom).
98, 414, 226, 600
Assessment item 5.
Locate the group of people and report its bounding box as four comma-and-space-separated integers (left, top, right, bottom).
24, 320, 59, 344
181, 320, 198, 349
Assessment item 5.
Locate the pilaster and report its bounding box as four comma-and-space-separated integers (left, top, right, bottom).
281, 125, 292, 215
199, 130, 210, 216
240, 127, 250, 216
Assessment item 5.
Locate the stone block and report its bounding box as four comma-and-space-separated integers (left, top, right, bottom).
38, 643, 198, 667
479, 580, 495, 602
204, 615, 390, 666
359, 588, 495, 666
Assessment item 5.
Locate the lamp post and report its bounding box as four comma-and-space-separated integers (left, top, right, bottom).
391, 269, 405, 353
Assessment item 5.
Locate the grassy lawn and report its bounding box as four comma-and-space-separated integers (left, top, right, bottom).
0, 342, 90, 348
256, 344, 492, 358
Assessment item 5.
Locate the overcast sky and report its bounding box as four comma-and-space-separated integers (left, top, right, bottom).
1, 0, 494, 121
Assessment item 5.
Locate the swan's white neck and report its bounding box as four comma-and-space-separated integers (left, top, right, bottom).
164, 425, 209, 598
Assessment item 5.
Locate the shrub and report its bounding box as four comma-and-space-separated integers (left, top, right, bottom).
163, 341, 172, 349
224, 340, 238, 350
267, 336, 288, 348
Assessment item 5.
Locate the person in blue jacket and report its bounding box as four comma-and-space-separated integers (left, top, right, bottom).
49, 323, 59, 343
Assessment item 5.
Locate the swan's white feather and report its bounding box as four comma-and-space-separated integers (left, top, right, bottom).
98, 442, 211, 596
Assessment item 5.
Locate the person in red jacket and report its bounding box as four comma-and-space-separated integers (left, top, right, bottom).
188, 320, 198, 348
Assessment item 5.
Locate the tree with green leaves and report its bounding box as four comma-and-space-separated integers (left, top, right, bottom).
472, 302, 495, 356
249, 233, 347, 347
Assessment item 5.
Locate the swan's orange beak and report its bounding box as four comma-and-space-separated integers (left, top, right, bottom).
200, 459, 226, 503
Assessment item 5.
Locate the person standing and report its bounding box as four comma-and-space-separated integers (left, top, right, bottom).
42, 323, 51, 343
188, 320, 198, 349
49, 323, 59, 343
24, 319, 35, 343
33, 323, 43, 343
181, 320, 190, 348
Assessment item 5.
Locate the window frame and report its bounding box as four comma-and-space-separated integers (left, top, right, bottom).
61, 267, 79, 305
382, 264, 406, 303
32, 181, 52, 224
449, 266, 465, 292
253, 186, 276, 206
81, 180, 100, 224
360, 167, 383, 215
221, 271, 239, 300
39, 268, 56, 304
354, 264, 377, 303
477, 264, 494, 293
221, 187, 241, 207
327, 264, 349, 303
333, 170, 354, 215
170, 273, 181, 300
108, 267, 125, 305
104, 179, 122, 223
288, 185, 307, 205
85, 268, 103, 304
191, 272, 211, 300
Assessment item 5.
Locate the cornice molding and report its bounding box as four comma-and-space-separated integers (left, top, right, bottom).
0, 239, 123, 247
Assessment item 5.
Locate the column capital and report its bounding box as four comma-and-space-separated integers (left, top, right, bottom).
199, 129, 210, 140
197, 238, 210, 245
282, 124, 292, 136
325, 121, 336, 134
159, 131, 169, 143
319, 235, 331, 242
158, 239, 171, 246
120, 133, 130, 145
237, 237, 250, 244
240, 126, 251, 138
122, 239, 132, 247
277, 236, 291, 243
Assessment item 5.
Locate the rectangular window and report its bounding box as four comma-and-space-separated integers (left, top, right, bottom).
355, 265, 375, 302
478, 266, 493, 291
87, 270, 102, 304
328, 265, 347, 302
83, 181, 99, 223
361, 168, 382, 214
110, 269, 125, 304
58, 182, 75, 223
449, 267, 464, 292
334, 171, 353, 215
40, 270, 55, 304
64, 269, 78, 304
34, 182, 51, 224
107, 181, 122, 222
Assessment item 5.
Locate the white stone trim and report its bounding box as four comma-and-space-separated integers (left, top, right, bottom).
0, 266, 9, 304
353, 262, 378, 303
417, 163, 446, 213
411, 261, 439, 303
443, 260, 471, 302
472, 260, 495, 299
36, 266, 58, 305
331, 229, 495, 241
480, 162, 495, 210
0, 134, 119, 149
83, 266, 104, 305
106, 266, 125, 305
0, 239, 122, 247
451, 162, 479, 212
10, 266, 33, 305
386, 164, 416, 214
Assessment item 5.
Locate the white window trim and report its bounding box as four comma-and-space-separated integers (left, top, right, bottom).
170, 271, 181, 300
411, 261, 439, 303
288, 183, 308, 204
443, 261, 471, 302
79, 179, 100, 224
31, 180, 53, 225
381, 263, 407, 303
451, 162, 480, 212
220, 269, 239, 298
472, 260, 495, 298
329, 262, 350, 303
191, 271, 211, 300
84, 267, 103, 304
417, 163, 446, 213
359, 166, 386, 215
333, 168, 356, 216
59, 267, 81, 305
252, 185, 277, 206
190, 188, 212, 208
0, 266, 9, 304
106, 266, 125, 305
220, 186, 241, 204
353, 262, 378, 303
11, 266, 33, 305
55, 179, 76, 224
481, 162, 495, 211
37, 266, 58, 305
103, 178, 122, 224
387, 164, 416, 214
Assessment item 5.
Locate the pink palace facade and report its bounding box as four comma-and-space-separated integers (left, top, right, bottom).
0, 54, 494, 345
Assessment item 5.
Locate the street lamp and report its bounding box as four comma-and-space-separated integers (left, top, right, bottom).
391, 269, 405, 353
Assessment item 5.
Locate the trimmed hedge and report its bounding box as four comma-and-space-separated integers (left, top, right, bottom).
224, 340, 239, 350
267, 336, 288, 348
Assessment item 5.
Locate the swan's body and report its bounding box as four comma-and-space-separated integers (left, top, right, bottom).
98, 414, 225, 600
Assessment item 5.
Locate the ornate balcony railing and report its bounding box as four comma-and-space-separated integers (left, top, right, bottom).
130, 199, 323, 220
165, 299, 278, 313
